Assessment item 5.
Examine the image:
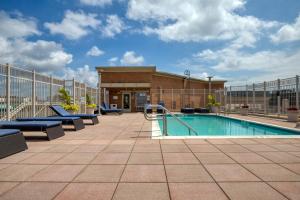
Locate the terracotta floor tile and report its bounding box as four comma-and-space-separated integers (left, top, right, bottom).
242, 144, 278, 152
54, 183, 117, 200
207, 139, 234, 144
169, 183, 228, 200
128, 153, 163, 164
20, 153, 66, 164
45, 145, 79, 153
73, 145, 106, 152
220, 182, 286, 200
74, 165, 124, 182
229, 138, 258, 144
0, 164, 47, 181
132, 144, 161, 152
103, 145, 133, 153
92, 153, 130, 164
160, 140, 184, 144
55, 153, 97, 164
161, 144, 190, 153
188, 144, 221, 153
163, 153, 200, 164
195, 153, 236, 164
121, 165, 166, 182
0, 164, 10, 171
0, 182, 19, 196
0, 152, 35, 163
204, 164, 259, 182
243, 164, 300, 181
0, 182, 67, 200
227, 152, 272, 164
165, 165, 213, 182
281, 163, 300, 174
113, 183, 170, 200
270, 144, 300, 152
216, 145, 250, 153
29, 165, 85, 182
184, 139, 209, 145
269, 182, 300, 200
258, 152, 300, 163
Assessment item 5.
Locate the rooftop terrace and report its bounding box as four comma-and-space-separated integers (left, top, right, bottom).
1, 113, 300, 200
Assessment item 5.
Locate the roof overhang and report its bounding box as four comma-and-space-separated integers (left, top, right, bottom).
100, 83, 151, 88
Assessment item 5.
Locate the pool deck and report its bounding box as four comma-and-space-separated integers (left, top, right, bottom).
1, 113, 300, 200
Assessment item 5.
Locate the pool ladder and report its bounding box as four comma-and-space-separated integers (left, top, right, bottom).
144, 104, 198, 136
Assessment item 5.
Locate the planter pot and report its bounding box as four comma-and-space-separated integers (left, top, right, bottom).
211, 106, 219, 113
86, 107, 95, 114
67, 110, 76, 115
240, 108, 249, 116
287, 110, 299, 122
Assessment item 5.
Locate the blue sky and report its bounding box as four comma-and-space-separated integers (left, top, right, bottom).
0, 0, 300, 86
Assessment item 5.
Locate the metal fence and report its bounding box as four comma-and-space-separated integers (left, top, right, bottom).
224, 76, 299, 117
0, 64, 99, 120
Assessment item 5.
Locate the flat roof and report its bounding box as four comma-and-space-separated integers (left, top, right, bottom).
95, 66, 226, 83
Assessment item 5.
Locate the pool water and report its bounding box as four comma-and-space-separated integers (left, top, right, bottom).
157, 115, 300, 136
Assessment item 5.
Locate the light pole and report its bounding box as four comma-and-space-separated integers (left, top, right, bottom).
184, 70, 191, 107
207, 76, 214, 95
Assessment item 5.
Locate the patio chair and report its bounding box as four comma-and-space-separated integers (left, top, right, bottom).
0, 129, 28, 159
145, 104, 152, 114
0, 121, 64, 140
50, 105, 99, 125
16, 116, 85, 131
157, 101, 165, 114
181, 108, 195, 114
195, 108, 210, 113
100, 103, 123, 115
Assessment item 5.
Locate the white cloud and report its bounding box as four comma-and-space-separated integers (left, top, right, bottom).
63, 65, 98, 87
44, 10, 101, 40
102, 15, 125, 38
271, 14, 300, 43
80, 0, 112, 7
108, 57, 118, 65
120, 51, 144, 65
0, 38, 73, 72
86, 46, 105, 56
127, 0, 277, 45
0, 10, 40, 38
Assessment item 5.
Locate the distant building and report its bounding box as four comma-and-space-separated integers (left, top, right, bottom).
96, 66, 226, 112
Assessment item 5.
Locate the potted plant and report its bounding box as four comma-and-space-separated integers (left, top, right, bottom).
287, 107, 299, 122
86, 94, 96, 114
58, 88, 79, 114
240, 105, 249, 116
207, 95, 221, 113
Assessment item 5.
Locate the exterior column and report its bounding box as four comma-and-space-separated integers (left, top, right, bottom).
252, 84, 255, 113
32, 69, 36, 117
264, 81, 267, 115
229, 86, 232, 113
277, 79, 281, 115
224, 87, 227, 114
98, 73, 102, 106
296, 75, 299, 109
6, 63, 11, 120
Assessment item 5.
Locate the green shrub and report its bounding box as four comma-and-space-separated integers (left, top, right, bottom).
61, 104, 79, 111
207, 94, 221, 108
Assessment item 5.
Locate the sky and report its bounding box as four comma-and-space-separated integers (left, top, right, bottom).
0, 0, 300, 87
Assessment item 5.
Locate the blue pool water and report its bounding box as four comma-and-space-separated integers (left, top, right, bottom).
158, 115, 300, 136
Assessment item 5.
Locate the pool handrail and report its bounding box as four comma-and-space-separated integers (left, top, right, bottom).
144, 104, 198, 136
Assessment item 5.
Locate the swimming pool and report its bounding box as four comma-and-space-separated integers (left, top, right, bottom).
157, 115, 300, 137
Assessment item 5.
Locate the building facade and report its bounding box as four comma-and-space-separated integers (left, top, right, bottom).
96, 66, 226, 112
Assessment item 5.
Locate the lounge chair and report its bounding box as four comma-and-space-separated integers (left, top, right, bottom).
195, 108, 209, 113
100, 103, 122, 115
0, 129, 28, 159
50, 105, 99, 125
145, 104, 152, 114
157, 101, 165, 114
16, 116, 85, 131
181, 108, 195, 114
0, 121, 64, 140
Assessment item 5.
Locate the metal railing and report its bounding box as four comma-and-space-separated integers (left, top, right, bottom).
0, 63, 99, 120
144, 104, 198, 136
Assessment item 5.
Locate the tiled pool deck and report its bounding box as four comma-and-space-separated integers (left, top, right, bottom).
1, 113, 300, 200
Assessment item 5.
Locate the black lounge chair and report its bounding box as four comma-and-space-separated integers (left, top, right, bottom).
0, 121, 64, 140
145, 104, 152, 114
157, 102, 165, 114
50, 105, 99, 125
0, 129, 28, 159
100, 103, 122, 115
181, 108, 195, 114
16, 116, 85, 131
195, 108, 210, 113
